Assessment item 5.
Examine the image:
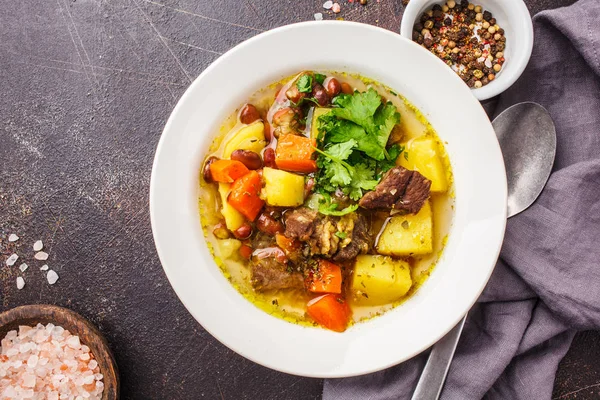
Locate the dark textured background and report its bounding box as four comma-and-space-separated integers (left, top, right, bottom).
1, 0, 596, 399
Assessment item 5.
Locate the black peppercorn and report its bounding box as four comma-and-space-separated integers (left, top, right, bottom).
489, 18, 497, 25
433, 9, 443, 18
432, 4, 442, 11
483, 11, 492, 21
434, 20, 443, 29
444, 17, 452, 26
415, 22, 424, 31
420, 13, 429, 23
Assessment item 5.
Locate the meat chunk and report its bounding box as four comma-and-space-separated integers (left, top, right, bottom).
333, 214, 371, 262
284, 208, 318, 241
359, 166, 431, 214
251, 257, 304, 291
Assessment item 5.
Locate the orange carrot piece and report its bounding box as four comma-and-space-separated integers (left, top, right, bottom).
275, 134, 317, 173
307, 294, 351, 332
209, 160, 250, 183
275, 233, 301, 256
227, 170, 264, 221
305, 259, 342, 294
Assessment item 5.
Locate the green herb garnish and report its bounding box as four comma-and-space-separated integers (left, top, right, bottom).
335, 231, 348, 239
296, 75, 313, 93
315, 73, 326, 85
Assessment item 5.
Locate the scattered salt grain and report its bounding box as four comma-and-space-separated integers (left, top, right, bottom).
314, 12, 323, 20
0, 323, 104, 399
8, 234, 19, 242
40, 264, 49, 271
33, 240, 43, 251
332, 2, 341, 13
34, 251, 49, 261
47, 270, 59, 285
16, 277, 25, 290
19, 263, 28, 272
323, 0, 333, 9
6, 253, 18, 266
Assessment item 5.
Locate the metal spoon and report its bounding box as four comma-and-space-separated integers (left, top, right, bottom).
411, 102, 557, 400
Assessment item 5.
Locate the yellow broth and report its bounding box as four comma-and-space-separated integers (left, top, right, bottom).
198, 72, 454, 327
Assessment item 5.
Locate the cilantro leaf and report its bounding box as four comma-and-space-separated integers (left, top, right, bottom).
315, 73, 326, 85
318, 202, 359, 216
335, 231, 347, 239
373, 103, 401, 148
321, 116, 386, 160
325, 140, 356, 160
378, 143, 404, 173
296, 75, 313, 93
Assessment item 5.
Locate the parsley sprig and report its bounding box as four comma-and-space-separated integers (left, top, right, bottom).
314, 88, 403, 213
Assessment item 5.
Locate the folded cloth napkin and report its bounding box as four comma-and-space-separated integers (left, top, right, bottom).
323, 0, 600, 398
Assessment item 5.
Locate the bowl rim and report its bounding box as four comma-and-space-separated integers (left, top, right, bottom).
150, 20, 507, 377
399, 0, 534, 101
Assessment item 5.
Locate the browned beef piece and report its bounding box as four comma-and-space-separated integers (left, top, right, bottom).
251, 257, 304, 291
333, 214, 371, 262
284, 208, 318, 241
359, 166, 431, 214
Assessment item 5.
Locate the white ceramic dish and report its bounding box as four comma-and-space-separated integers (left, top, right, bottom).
150, 21, 507, 378
400, 0, 533, 101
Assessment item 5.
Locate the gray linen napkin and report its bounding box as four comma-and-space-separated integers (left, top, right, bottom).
323, 0, 600, 398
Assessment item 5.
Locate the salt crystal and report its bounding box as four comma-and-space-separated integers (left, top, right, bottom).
33, 240, 43, 251
81, 345, 90, 353
485, 58, 493, 68
27, 354, 38, 367
47, 270, 59, 285
323, 0, 333, 9
34, 251, 49, 260
79, 353, 90, 361
314, 12, 323, 20
19, 263, 28, 272
8, 234, 19, 242
6, 253, 18, 266
88, 360, 98, 370
332, 2, 341, 13
66, 335, 80, 349
19, 326, 32, 336
41, 264, 49, 271
22, 372, 36, 387
16, 277, 25, 290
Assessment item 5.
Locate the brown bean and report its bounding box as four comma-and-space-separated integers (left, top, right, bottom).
264, 122, 273, 142
256, 213, 284, 235
325, 78, 342, 97
231, 149, 263, 170
212, 222, 230, 239
233, 223, 253, 240
239, 104, 260, 124
263, 148, 276, 168
340, 82, 353, 94
202, 156, 219, 183
285, 85, 305, 103
312, 83, 330, 106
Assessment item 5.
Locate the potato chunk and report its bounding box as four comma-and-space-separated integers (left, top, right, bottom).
223, 121, 266, 158
397, 137, 448, 192
262, 167, 304, 207
376, 201, 432, 256
218, 183, 245, 231
216, 239, 241, 259
351, 255, 412, 305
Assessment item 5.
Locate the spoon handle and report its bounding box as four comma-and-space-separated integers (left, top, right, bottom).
410, 316, 467, 400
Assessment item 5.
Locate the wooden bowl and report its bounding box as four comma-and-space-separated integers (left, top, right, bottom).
0, 304, 119, 399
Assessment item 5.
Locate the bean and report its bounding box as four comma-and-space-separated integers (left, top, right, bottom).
202, 156, 219, 183
312, 83, 330, 106
239, 244, 253, 259
325, 78, 341, 97
340, 82, 353, 94
256, 213, 284, 235
231, 149, 263, 170
239, 104, 261, 124
233, 223, 253, 240
263, 148, 276, 168
285, 85, 305, 103
212, 222, 230, 239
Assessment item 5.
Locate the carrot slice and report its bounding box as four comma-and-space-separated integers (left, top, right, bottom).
275, 134, 317, 173
227, 170, 264, 221
305, 259, 342, 294
275, 233, 301, 256
209, 160, 250, 183
307, 294, 351, 332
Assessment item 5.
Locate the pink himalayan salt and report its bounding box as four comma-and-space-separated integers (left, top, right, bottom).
0, 323, 104, 399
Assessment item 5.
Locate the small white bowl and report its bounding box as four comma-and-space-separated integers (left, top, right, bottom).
150, 21, 507, 377
400, 0, 533, 101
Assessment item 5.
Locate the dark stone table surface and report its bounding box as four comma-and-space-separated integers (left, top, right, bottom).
1, 0, 596, 399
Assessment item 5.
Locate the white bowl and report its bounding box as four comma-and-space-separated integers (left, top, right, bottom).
150, 21, 507, 378
400, 0, 533, 101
